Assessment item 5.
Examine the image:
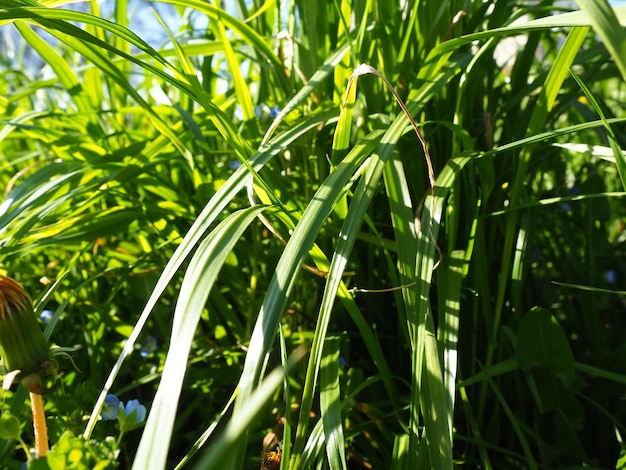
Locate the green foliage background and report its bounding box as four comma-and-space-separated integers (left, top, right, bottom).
1, 0, 626, 468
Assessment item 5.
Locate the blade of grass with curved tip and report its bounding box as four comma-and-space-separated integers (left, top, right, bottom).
132, 205, 267, 470
0, 6, 197, 165
430, 6, 626, 60
575, 0, 626, 81
263, 43, 351, 145
291, 58, 467, 468
84, 107, 337, 439
1, 3, 255, 165
232, 131, 379, 465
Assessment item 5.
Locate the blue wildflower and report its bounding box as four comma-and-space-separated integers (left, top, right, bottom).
561, 202, 572, 212
269, 106, 281, 118
604, 270, 617, 284
139, 336, 158, 358
123, 399, 147, 424
39, 310, 53, 324
118, 399, 147, 432
229, 160, 241, 171
101, 394, 120, 421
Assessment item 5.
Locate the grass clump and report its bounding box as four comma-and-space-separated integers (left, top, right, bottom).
0, 0, 626, 468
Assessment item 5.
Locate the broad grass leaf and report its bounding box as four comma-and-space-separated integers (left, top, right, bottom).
132, 205, 267, 470
516, 307, 575, 385
320, 336, 346, 470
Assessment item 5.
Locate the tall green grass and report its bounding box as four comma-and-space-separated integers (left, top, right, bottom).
1, 0, 626, 468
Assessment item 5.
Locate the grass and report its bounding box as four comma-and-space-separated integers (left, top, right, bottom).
0, 0, 626, 468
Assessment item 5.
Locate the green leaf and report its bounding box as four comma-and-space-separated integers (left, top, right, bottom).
0, 413, 19, 440
320, 336, 346, 470
516, 307, 575, 385
574, 0, 626, 81
617, 447, 626, 469
132, 206, 267, 470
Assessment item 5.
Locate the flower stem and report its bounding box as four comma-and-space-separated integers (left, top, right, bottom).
30, 392, 49, 458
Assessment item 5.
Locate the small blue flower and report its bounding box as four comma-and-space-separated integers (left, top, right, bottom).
39, 310, 53, 324
604, 270, 617, 284
124, 399, 147, 423
254, 105, 264, 118
140, 336, 158, 358
119, 399, 147, 432
229, 160, 241, 171
338, 357, 347, 368
101, 394, 121, 421
561, 202, 572, 212
269, 106, 281, 118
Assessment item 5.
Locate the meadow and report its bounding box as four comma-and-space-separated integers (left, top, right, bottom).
1, 0, 626, 468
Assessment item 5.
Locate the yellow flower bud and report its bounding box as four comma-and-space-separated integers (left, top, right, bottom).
0, 276, 51, 394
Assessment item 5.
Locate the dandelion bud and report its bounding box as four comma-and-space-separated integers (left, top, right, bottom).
0, 276, 51, 394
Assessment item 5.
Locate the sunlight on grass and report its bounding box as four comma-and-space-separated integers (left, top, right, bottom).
1, 0, 626, 469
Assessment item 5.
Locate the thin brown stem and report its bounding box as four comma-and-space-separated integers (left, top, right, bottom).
30, 392, 49, 458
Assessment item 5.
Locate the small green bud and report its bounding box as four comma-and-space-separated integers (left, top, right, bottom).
0, 276, 50, 394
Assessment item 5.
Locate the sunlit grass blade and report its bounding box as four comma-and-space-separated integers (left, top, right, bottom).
391, 433, 410, 470
132, 205, 267, 470
411, 155, 472, 468
191, 357, 303, 470
232, 130, 378, 469
208, 0, 254, 121
263, 43, 350, 145
84, 108, 336, 439
157, 0, 291, 96
436, 251, 464, 439
12, 21, 93, 115
569, 70, 626, 189
574, 0, 626, 81
320, 336, 346, 470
